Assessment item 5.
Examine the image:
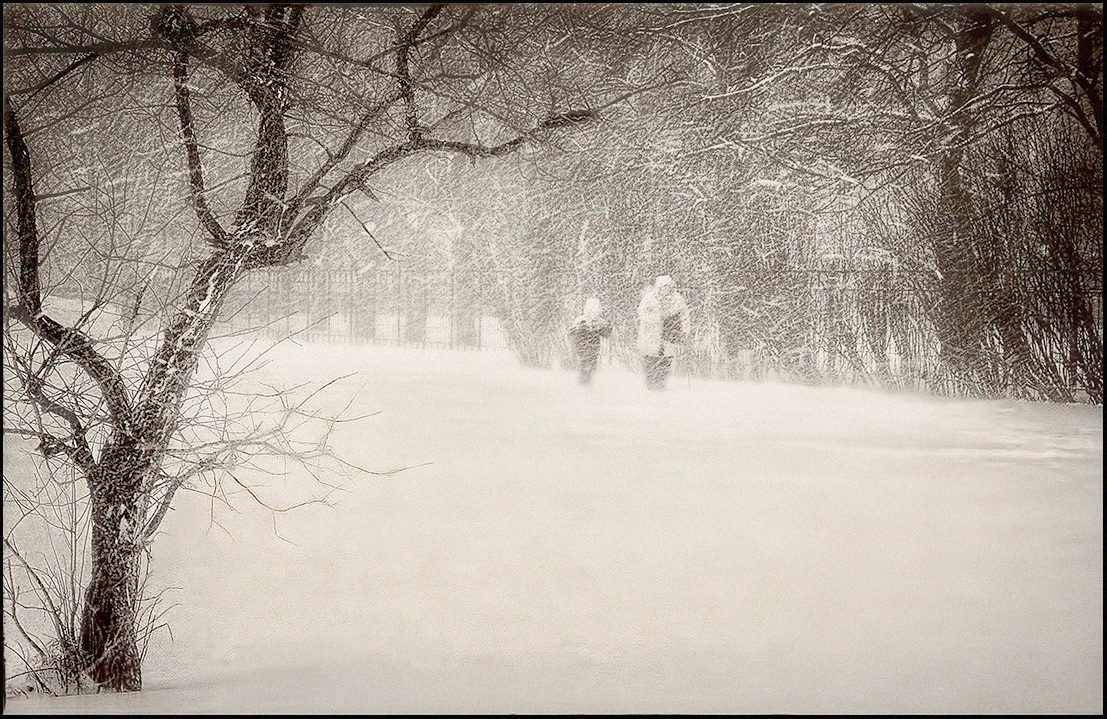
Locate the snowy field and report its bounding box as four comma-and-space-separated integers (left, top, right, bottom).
5, 340, 1103, 714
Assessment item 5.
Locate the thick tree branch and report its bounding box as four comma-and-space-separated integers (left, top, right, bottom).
981, 4, 1102, 146
231, 5, 304, 237
397, 4, 446, 140
1047, 84, 1101, 144
4, 99, 135, 436
1074, 5, 1103, 143
19, 372, 98, 476
173, 52, 231, 249
3, 37, 163, 58
7, 52, 99, 99
283, 107, 598, 259
4, 425, 95, 477
150, 5, 250, 95
136, 246, 252, 442
141, 472, 185, 543
415, 109, 599, 157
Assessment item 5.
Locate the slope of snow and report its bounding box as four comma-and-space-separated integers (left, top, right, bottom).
5, 341, 1102, 714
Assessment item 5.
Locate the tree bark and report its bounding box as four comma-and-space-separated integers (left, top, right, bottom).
930, 9, 995, 390
80, 523, 143, 691
75, 246, 251, 691
79, 443, 148, 691
453, 239, 480, 348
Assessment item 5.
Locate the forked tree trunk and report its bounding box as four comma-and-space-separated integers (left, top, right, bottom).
75, 247, 252, 691
9, 3, 597, 695
69, 8, 305, 691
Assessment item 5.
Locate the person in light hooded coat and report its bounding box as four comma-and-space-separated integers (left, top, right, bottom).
568, 297, 612, 384
637, 275, 689, 390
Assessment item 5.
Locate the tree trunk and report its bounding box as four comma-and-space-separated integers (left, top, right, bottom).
405, 276, 428, 345
930, 9, 995, 390
79, 445, 147, 691
77, 246, 252, 691
79, 529, 143, 691
453, 239, 480, 348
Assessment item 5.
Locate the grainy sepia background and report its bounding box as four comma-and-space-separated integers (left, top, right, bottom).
3, 3, 1102, 713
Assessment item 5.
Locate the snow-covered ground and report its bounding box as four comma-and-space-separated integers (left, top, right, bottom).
5, 340, 1102, 714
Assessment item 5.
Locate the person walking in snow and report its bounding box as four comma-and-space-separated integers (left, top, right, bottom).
568, 297, 612, 385
637, 274, 689, 390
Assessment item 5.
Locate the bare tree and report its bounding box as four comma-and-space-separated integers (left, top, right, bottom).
3, 2, 644, 691
710, 2, 1103, 398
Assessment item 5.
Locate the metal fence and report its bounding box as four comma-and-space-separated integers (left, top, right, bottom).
34, 255, 1099, 402
202, 261, 1102, 402
214, 265, 511, 349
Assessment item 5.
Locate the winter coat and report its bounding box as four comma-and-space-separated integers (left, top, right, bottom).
637, 284, 689, 357
569, 315, 612, 361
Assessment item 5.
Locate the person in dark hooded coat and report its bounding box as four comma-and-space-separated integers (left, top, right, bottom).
568, 297, 612, 385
